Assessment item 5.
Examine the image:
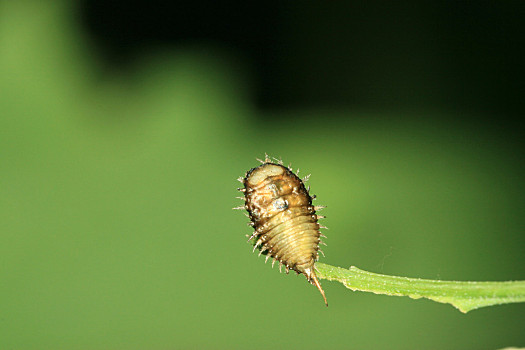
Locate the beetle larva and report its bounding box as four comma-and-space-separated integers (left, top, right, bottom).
235, 155, 328, 306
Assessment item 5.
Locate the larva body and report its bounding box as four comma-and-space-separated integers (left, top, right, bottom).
237, 156, 327, 305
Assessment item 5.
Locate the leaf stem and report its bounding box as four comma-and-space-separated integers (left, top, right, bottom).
315, 263, 525, 313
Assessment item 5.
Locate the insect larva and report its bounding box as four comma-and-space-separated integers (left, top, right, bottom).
236, 155, 328, 306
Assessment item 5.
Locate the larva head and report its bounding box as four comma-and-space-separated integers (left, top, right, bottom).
244, 163, 311, 224
245, 163, 286, 187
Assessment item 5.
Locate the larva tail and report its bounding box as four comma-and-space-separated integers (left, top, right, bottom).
305, 267, 328, 306
311, 273, 328, 307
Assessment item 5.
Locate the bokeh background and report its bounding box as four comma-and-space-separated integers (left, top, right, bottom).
1, 1, 524, 349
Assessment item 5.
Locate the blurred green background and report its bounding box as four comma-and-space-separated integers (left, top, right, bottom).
1, 1, 524, 349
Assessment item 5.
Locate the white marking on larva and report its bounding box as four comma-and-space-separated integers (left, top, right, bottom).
267, 183, 278, 196
273, 198, 288, 210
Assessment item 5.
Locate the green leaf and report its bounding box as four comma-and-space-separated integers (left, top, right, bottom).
315, 263, 525, 313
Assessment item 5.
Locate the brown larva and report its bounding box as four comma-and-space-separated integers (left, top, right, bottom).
235, 155, 328, 306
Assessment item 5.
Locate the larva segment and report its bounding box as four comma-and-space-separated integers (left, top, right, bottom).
240, 159, 328, 306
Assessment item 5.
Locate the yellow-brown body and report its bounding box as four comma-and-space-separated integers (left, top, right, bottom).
239, 159, 327, 305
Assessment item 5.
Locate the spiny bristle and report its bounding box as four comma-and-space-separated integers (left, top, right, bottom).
232, 205, 246, 210
279, 261, 283, 273
302, 174, 311, 182
237, 177, 244, 183
320, 233, 327, 238
270, 155, 282, 164
237, 188, 246, 192
317, 215, 326, 220
319, 240, 327, 246
296, 168, 300, 175
272, 258, 277, 268
258, 245, 269, 256
253, 239, 263, 252
257, 153, 273, 164
314, 205, 326, 211
319, 225, 328, 230
285, 266, 290, 274
265, 255, 270, 263
246, 231, 258, 242
318, 249, 325, 257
